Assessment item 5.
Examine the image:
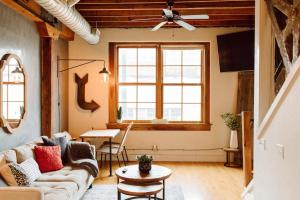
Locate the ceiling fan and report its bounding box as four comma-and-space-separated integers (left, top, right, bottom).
132, 0, 209, 31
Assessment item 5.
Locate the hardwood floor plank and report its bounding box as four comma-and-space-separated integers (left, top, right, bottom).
93, 162, 243, 200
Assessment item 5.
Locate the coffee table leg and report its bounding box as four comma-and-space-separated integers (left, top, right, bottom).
118, 191, 121, 200
109, 138, 112, 176
163, 180, 165, 200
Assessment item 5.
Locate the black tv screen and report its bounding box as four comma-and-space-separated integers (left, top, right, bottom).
217, 30, 254, 72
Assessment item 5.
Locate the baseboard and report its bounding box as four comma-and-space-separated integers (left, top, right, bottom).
126, 149, 225, 162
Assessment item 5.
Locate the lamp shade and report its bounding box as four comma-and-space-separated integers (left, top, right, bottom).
99, 66, 110, 82
11, 67, 23, 83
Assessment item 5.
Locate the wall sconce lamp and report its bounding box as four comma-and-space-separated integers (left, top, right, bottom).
11, 66, 24, 83
57, 57, 109, 82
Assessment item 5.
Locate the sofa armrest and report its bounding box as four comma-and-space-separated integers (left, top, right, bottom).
0, 187, 44, 200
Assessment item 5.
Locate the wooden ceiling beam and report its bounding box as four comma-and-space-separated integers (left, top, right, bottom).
76, 1, 254, 10
0, 0, 74, 41
84, 15, 254, 22
89, 20, 254, 27
79, 8, 254, 16
78, 0, 254, 4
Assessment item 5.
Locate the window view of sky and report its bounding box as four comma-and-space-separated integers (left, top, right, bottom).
118, 47, 202, 121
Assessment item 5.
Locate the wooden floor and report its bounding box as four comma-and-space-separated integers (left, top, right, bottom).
94, 162, 243, 200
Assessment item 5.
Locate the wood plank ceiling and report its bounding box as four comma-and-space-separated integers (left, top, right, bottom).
76, 0, 255, 28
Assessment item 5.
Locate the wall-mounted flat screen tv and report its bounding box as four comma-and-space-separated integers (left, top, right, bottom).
217, 30, 254, 72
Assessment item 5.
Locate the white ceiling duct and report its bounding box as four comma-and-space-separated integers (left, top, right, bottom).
34, 0, 100, 44
67, 0, 80, 7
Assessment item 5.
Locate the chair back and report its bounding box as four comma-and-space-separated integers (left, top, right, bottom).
117, 122, 133, 154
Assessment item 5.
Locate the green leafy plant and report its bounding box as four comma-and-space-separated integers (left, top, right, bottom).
137, 154, 153, 163
117, 106, 122, 120
220, 112, 240, 130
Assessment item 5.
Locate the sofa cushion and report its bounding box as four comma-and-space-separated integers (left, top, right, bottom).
31, 181, 78, 200
36, 166, 90, 190
0, 154, 8, 187
42, 136, 68, 163
0, 162, 31, 186
0, 149, 17, 163
14, 144, 35, 163
53, 131, 73, 141
19, 158, 41, 183
34, 146, 63, 173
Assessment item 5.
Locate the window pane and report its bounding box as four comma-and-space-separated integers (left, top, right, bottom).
164, 86, 181, 103
8, 102, 24, 119
9, 58, 18, 65
138, 67, 156, 83
138, 86, 155, 102
163, 66, 181, 83
138, 48, 156, 65
119, 103, 136, 120
119, 86, 137, 102
2, 102, 7, 119
3, 85, 7, 101
163, 50, 181, 65
183, 66, 201, 83
119, 67, 137, 83
163, 104, 181, 121
182, 104, 201, 121
183, 86, 201, 103
137, 103, 155, 120
182, 50, 201, 65
2, 65, 9, 82
119, 48, 137, 65
8, 84, 24, 101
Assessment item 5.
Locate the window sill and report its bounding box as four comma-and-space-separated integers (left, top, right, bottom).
106, 122, 212, 131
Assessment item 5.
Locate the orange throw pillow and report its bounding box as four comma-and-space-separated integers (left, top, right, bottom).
34, 146, 63, 173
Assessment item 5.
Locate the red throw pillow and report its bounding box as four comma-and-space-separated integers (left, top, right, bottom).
34, 146, 63, 173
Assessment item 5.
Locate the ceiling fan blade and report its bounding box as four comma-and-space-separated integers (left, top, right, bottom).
174, 20, 196, 31
151, 21, 167, 31
181, 15, 209, 20
163, 9, 173, 18
131, 18, 163, 22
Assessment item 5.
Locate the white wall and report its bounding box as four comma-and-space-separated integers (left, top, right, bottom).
0, 4, 41, 151
254, 60, 300, 199
68, 28, 247, 161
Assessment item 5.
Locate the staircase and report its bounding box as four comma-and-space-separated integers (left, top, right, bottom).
248, 56, 300, 200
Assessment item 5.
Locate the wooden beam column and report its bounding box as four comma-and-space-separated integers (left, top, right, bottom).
41, 38, 53, 137
242, 111, 253, 187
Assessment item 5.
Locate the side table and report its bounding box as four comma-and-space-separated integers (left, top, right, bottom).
223, 148, 242, 168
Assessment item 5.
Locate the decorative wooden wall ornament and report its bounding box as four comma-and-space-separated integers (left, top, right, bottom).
75, 73, 100, 112
266, 0, 300, 73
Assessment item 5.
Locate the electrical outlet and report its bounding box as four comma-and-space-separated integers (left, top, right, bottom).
152, 145, 158, 151
276, 144, 284, 159
258, 139, 266, 150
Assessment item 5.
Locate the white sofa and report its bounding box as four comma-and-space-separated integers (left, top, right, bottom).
0, 134, 95, 200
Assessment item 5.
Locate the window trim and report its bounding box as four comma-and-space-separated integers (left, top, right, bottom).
108, 42, 211, 131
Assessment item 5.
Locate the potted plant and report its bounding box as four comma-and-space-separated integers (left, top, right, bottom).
221, 112, 240, 149
137, 154, 153, 174
117, 106, 122, 123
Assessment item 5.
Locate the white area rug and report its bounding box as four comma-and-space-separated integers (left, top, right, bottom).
82, 184, 184, 200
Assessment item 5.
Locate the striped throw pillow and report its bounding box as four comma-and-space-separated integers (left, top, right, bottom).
19, 158, 41, 183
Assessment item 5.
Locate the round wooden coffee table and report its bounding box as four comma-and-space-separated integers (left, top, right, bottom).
116, 165, 172, 200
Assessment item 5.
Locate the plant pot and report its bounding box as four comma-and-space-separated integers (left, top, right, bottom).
116, 119, 122, 123
139, 161, 152, 174
230, 130, 238, 149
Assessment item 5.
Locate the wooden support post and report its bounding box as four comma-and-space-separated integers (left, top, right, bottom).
41, 38, 52, 137
242, 111, 253, 187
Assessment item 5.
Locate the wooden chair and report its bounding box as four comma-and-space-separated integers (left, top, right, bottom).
97, 122, 133, 167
